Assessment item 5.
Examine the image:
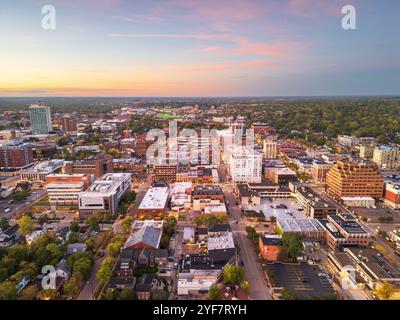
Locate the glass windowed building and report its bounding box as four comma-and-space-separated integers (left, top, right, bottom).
29, 104, 52, 134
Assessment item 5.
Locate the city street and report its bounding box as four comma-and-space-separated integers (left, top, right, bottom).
235, 233, 272, 300
0, 189, 47, 220
77, 252, 108, 300
220, 171, 273, 300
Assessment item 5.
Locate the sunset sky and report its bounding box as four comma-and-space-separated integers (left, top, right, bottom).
0, 0, 399, 97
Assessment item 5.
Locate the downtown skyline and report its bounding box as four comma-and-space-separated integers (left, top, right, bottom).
1, 0, 400, 97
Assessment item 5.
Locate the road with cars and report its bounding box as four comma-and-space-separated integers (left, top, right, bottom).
0, 189, 47, 220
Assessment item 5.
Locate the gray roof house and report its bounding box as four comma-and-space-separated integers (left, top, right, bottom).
124, 226, 162, 250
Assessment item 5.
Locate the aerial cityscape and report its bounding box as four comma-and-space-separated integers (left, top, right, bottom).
1, 0, 400, 307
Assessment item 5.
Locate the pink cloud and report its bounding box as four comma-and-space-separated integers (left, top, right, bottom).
232, 36, 305, 60
287, 0, 349, 19
171, 60, 275, 73
107, 32, 308, 62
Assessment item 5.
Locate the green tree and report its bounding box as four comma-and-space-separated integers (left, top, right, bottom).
240, 280, 250, 293
70, 221, 80, 233
160, 233, 170, 249
19, 285, 40, 300
0, 217, 10, 231
223, 265, 244, 285
17, 215, 35, 236
72, 257, 93, 282
86, 216, 100, 232
102, 288, 118, 300
12, 190, 29, 202
282, 233, 303, 259
96, 257, 115, 285
45, 243, 63, 263
121, 216, 133, 234
0, 281, 17, 300
245, 226, 259, 246
374, 282, 398, 300
107, 239, 124, 258
63, 276, 80, 299
208, 285, 221, 300
118, 288, 135, 300
165, 216, 177, 236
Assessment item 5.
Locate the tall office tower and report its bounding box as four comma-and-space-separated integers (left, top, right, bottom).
372, 145, 400, 171
263, 139, 277, 159
229, 146, 262, 183
326, 157, 384, 199
29, 104, 52, 134
61, 115, 77, 134
0, 140, 33, 170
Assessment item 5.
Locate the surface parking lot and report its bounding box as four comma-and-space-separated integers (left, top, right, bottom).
268, 262, 336, 298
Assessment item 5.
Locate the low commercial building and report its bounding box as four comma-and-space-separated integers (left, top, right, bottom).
131, 219, 164, 231
295, 186, 338, 219
137, 187, 169, 219
236, 181, 291, 205
383, 182, 400, 210
170, 182, 192, 211
344, 247, 400, 290
341, 196, 375, 207
320, 213, 370, 251
258, 235, 285, 261
176, 166, 215, 184
20, 159, 64, 182
276, 218, 326, 241
45, 173, 93, 207
177, 254, 226, 296
265, 167, 297, 186
78, 173, 131, 216
112, 158, 146, 180
153, 165, 177, 183
203, 204, 227, 215
192, 185, 224, 211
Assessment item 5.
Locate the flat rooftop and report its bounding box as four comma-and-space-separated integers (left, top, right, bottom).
179, 254, 224, 273
139, 187, 169, 210
208, 233, 235, 251
83, 173, 131, 195
193, 185, 222, 196
277, 218, 326, 233
346, 247, 400, 280
329, 214, 368, 234
22, 159, 64, 173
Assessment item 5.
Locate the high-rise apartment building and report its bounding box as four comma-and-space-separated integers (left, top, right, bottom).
372, 145, 400, 171
29, 104, 52, 134
61, 115, 77, 133
0, 140, 33, 170
263, 139, 277, 159
229, 146, 262, 183
326, 158, 384, 199
311, 160, 334, 184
